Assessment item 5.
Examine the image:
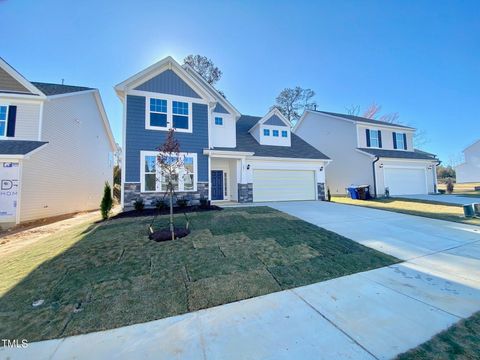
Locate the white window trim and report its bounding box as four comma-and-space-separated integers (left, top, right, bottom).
145, 94, 193, 133
140, 150, 198, 193
369, 129, 381, 148
0, 105, 9, 138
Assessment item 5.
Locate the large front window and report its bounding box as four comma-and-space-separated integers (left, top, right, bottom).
147, 98, 192, 132
141, 151, 197, 192
0, 106, 8, 137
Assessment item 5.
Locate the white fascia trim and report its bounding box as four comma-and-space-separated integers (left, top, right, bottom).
45, 89, 97, 100
356, 122, 416, 133
249, 108, 291, 133
93, 91, 117, 151
247, 155, 331, 163
114, 56, 216, 104
0, 57, 46, 98
203, 149, 254, 157
183, 64, 241, 120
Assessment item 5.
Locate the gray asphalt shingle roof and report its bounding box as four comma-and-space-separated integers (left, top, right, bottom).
213, 115, 330, 160
32, 82, 94, 96
0, 140, 48, 155
314, 110, 414, 130
358, 147, 438, 160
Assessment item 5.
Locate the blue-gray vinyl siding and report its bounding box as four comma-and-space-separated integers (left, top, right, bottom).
213, 103, 229, 114
125, 95, 209, 183
264, 114, 287, 126
134, 69, 201, 98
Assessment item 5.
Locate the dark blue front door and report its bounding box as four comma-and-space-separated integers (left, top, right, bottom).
211, 170, 224, 200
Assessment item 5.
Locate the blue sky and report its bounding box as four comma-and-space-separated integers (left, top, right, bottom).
2, 0, 479, 163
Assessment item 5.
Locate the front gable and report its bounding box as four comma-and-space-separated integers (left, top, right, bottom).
0, 67, 31, 94
264, 114, 288, 126
249, 109, 292, 147
134, 69, 201, 98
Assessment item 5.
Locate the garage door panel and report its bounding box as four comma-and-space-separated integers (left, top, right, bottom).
384, 167, 427, 195
253, 169, 315, 202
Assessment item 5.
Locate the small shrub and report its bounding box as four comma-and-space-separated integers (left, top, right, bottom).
446, 179, 454, 194
176, 198, 188, 208
134, 198, 144, 212
100, 182, 113, 220
199, 197, 208, 208
155, 199, 166, 211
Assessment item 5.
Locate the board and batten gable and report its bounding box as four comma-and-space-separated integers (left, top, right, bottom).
125, 94, 209, 183
211, 102, 236, 148
294, 111, 373, 194
356, 123, 414, 151
20, 91, 114, 222
134, 69, 201, 99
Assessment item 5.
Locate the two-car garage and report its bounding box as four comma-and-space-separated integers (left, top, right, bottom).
252, 169, 317, 202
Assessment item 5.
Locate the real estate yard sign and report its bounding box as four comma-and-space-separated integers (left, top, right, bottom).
0, 162, 19, 220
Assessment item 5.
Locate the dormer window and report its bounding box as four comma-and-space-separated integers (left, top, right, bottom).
263, 129, 270, 136
366, 129, 382, 148
214, 117, 223, 125
393, 132, 407, 150
273, 130, 279, 137
281, 130, 288, 138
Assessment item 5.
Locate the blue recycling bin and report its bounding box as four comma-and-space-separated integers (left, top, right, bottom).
347, 187, 359, 199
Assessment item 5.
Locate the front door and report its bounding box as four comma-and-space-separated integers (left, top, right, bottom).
211, 170, 224, 200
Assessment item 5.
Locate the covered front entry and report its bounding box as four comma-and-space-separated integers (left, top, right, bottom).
384, 167, 428, 195
253, 169, 316, 202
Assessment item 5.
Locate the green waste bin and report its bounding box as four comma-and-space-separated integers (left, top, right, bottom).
463, 204, 475, 218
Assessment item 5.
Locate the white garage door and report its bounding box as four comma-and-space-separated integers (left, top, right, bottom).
384, 167, 427, 195
253, 169, 316, 202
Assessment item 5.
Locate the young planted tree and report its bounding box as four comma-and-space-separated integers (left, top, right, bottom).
156, 129, 185, 240
100, 182, 113, 220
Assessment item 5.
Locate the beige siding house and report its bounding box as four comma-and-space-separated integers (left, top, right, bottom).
455, 140, 480, 183
294, 110, 439, 197
0, 57, 116, 227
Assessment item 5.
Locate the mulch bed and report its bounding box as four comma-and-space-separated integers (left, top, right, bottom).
149, 227, 191, 242
111, 205, 223, 219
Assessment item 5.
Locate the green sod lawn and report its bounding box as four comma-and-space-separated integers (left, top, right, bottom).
0, 206, 398, 342
396, 311, 480, 359
333, 197, 480, 227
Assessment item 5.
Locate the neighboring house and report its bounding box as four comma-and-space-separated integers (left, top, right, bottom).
294, 110, 439, 196
115, 56, 330, 208
456, 140, 480, 183
0, 57, 116, 227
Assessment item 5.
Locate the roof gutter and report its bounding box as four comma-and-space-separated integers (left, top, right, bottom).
372, 156, 380, 198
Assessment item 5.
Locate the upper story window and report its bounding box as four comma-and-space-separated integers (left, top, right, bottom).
367, 129, 382, 148
147, 97, 192, 133
149, 98, 167, 128
263, 129, 270, 136
141, 151, 197, 193
281, 130, 288, 138
214, 117, 223, 125
273, 130, 279, 137
0, 106, 8, 137
394, 132, 406, 150
172, 101, 189, 129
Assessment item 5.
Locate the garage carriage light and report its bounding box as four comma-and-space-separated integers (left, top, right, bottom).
247, 164, 250, 170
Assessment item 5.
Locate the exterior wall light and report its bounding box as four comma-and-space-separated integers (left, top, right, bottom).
247, 164, 250, 170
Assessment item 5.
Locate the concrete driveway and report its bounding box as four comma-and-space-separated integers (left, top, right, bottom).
397, 194, 480, 205
2, 201, 480, 360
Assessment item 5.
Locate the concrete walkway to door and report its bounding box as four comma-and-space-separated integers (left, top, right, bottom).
2, 201, 480, 360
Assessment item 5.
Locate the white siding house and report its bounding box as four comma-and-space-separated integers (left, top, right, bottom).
456, 140, 480, 183
294, 110, 439, 197
0, 57, 116, 227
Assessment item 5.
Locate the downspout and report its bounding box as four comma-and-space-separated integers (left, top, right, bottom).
372, 156, 380, 198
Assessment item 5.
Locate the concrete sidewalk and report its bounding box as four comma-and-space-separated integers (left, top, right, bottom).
2, 202, 480, 360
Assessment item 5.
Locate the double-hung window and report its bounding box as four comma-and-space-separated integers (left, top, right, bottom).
141, 151, 197, 192
395, 132, 405, 150
0, 106, 8, 137
263, 129, 270, 136
149, 98, 167, 128
272, 130, 279, 137
172, 101, 189, 129
369, 130, 380, 148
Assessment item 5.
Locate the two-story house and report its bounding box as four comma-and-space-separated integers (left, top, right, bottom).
115, 57, 330, 208
455, 139, 480, 183
0, 57, 116, 227
293, 110, 439, 196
